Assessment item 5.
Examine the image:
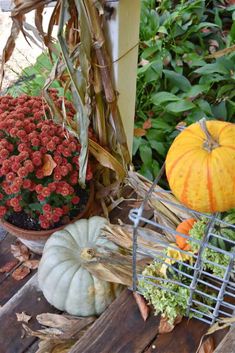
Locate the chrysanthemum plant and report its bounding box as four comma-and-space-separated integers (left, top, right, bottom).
0, 92, 93, 229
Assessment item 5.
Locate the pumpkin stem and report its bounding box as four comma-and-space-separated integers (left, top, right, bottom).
199, 118, 219, 152
80, 248, 96, 261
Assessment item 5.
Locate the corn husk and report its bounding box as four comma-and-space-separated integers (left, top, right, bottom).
1, 0, 130, 188
22, 313, 96, 353
127, 171, 192, 221
82, 248, 146, 286
127, 171, 197, 240
101, 223, 170, 253
196, 317, 235, 353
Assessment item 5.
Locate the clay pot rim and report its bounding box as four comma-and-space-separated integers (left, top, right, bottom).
0, 182, 94, 240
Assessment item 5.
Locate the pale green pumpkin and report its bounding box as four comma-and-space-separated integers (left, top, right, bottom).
38, 216, 122, 316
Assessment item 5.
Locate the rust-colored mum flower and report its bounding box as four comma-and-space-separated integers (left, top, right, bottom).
0, 93, 92, 230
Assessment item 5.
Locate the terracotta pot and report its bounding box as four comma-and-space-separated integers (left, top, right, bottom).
0, 182, 94, 254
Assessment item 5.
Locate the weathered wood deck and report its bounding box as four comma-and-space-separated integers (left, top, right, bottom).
0, 199, 230, 353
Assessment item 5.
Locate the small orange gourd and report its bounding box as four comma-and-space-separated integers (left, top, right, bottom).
165, 119, 235, 213
175, 218, 196, 250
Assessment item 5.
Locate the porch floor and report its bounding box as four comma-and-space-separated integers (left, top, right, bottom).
0, 198, 228, 353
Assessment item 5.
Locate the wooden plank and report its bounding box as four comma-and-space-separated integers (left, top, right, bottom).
0, 232, 15, 268
0, 269, 36, 306
144, 318, 228, 353
0, 234, 40, 306
144, 318, 208, 353
214, 326, 235, 353
69, 289, 159, 353
0, 274, 58, 353
24, 341, 40, 353
0, 228, 7, 242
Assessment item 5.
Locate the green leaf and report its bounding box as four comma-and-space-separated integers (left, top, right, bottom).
138, 63, 152, 75
139, 164, 153, 181
186, 109, 209, 124
217, 84, 235, 99
144, 59, 163, 83
28, 203, 43, 212
166, 100, 195, 113
183, 53, 206, 68
186, 84, 209, 98
214, 8, 222, 28
148, 140, 166, 157
152, 92, 180, 105
211, 101, 227, 120
158, 26, 168, 34
139, 143, 152, 165
195, 63, 229, 75
152, 160, 160, 178
132, 137, 142, 156
146, 129, 165, 141
150, 119, 172, 132
196, 99, 213, 116
142, 45, 159, 59
230, 21, 235, 41
149, 9, 160, 29
163, 70, 191, 92
196, 22, 219, 30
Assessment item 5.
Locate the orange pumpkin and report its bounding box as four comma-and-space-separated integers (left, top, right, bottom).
175, 218, 196, 250
165, 119, 235, 213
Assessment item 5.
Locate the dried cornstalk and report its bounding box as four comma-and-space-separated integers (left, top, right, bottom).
127, 171, 192, 221
83, 248, 145, 286
127, 171, 197, 240
101, 223, 170, 252
22, 313, 96, 353
1, 0, 130, 188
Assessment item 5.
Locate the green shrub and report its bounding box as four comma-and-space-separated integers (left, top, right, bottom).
134, 0, 235, 180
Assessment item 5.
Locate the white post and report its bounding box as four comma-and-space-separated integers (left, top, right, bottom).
105, 0, 141, 155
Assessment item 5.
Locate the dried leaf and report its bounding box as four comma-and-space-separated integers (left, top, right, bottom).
12, 265, 30, 281
0, 260, 18, 273
196, 317, 235, 353
84, 260, 132, 286
11, 243, 30, 262
42, 154, 57, 176
207, 317, 235, 334
35, 5, 45, 42
22, 313, 96, 350
159, 316, 175, 333
16, 312, 32, 323
82, 249, 136, 286
133, 292, 150, 321
198, 337, 215, 353
23, 324, 62, 340
24, 259, 40, 270
127, 171, 192, 222
134, 128, 146, 137
36, 313, 78, 328
159, 315, 182, 334
89, 139, 126, 180
36, 313, 96, 339
0, 16, 21, 87
143, 118, 152, 130
205, 44, 235, 59
36, 340, 74, 353
102, 223, 169, 254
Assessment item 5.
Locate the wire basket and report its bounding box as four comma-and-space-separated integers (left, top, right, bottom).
129, 166, 235, 325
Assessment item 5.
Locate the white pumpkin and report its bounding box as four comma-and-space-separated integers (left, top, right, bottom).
38, 216, 122, 316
